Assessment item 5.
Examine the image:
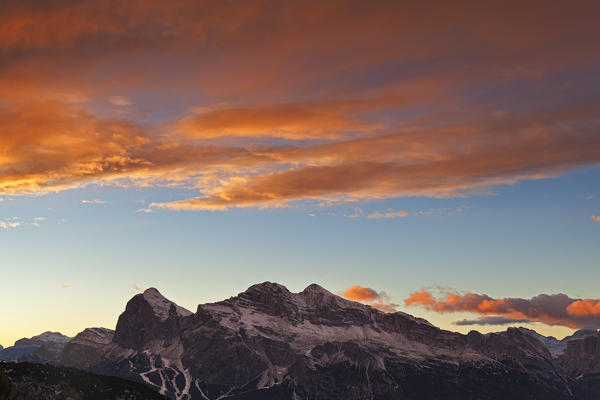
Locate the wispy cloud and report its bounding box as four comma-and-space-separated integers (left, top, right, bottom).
81, 199, 106, 204
30, 216, 46, 227
344, 207, 364, 219
0, 219, 20, 229
109, 95, 132, 106
344, 205, 467, 220
592, 215, 600, 222
59, 284, 71, 289
132, 282, 145, 293
413, 205, 469, 216
368, 210, 408, 219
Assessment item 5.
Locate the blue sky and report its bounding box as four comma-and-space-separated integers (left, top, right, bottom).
2, 166, 599, 346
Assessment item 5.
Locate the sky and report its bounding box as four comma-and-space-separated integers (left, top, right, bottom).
1, 0, 600, 347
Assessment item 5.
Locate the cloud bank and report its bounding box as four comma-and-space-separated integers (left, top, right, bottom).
1, 1, 599, 210
405, 288, 600, 329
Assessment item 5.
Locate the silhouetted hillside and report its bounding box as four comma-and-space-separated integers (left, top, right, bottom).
0, 362, 168, 400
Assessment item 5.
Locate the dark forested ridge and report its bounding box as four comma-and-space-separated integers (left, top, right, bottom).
0, 362, 168, 400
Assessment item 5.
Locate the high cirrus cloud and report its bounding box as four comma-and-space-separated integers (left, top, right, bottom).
405, 288, 600, 329
341, 285, 398, 313
150, 102, 600, 210
0, 100, 272, 195
1, 1, 600, 210
175, 103, 384, 140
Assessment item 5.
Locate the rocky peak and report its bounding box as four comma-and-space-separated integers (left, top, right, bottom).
113, 288, 190, 349
231, 281, 300, 318
141, 288, 192, 321
240, 281, 293, 301
301, 283, 329, 294
299, 283, 342, 305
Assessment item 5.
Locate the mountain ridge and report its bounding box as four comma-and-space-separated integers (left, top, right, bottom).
3, 282, 600, 399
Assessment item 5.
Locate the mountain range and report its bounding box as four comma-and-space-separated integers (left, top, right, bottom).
2, 282, 600, 399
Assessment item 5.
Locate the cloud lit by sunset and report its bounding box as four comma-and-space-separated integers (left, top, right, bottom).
341, 285, 398, 312
405, 288, 600, 329
1, 1, 599, 212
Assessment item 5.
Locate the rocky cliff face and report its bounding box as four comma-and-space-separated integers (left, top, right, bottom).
56, 282, 582, 400
559, 332, 600, 375
518, 328, 598, 357
555, 333, 600, 399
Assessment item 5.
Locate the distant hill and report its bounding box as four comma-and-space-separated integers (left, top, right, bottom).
0, 332, 71, 364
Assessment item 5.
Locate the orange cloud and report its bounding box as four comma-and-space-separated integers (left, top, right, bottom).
1, 1, 599, 211
3, 96, 600, 211
152, 99, 600, 210
405, 288, 600, 329
340, 285, 398, 313
132, 282, 145, 293
591, 216, 600, 222
567, 299, 600, 317
341, 285, 379, 302
0, 100, 274, 196
404, 288, 436, 307
176, 104, 383, 140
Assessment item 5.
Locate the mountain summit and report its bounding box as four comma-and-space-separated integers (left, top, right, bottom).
113, 288, 192, 349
